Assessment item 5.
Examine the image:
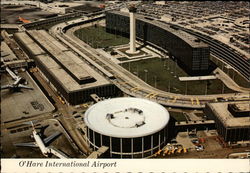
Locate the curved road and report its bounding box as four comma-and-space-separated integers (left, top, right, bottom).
49, 15, 249, 109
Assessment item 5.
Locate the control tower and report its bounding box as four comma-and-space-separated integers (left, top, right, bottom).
127, 5, 137, 54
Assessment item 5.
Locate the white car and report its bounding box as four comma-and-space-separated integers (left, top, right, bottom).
195, 145, 204, 151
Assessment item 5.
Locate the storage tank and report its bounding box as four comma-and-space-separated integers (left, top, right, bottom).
84, 97, 171, 158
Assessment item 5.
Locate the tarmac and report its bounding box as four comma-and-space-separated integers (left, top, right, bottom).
1, 71, 55, 123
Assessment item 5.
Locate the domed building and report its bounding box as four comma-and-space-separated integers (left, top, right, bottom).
84, 97, 174, 158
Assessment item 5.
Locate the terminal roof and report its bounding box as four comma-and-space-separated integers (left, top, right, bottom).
84, 97, 170, 138
207, 100, 250, 128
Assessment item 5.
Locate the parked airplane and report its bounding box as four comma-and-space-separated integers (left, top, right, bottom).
1, 67, 33, 91
15, 121, 68, 158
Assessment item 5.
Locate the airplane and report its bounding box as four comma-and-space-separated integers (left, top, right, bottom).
14, 121, 67, 158
1, 67, 33, 91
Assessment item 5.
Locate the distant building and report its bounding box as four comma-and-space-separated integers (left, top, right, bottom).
205, 101, 250, 143
154, 1, 167, 5
106, 11, 210, 76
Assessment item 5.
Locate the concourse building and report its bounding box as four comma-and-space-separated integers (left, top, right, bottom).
106, 11, 210, 76
14, 31, 119, 105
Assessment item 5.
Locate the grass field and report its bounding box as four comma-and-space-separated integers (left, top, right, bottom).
122, 58, 235, 95
74, 26, 129, 48
74, 26, 244, 94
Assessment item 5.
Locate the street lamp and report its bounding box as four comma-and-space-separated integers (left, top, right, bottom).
170, 59, 174, 74
154, 75, 157, 88
185, 81, 188, 95
174, 59, 177, 78
168, 80, 171, 92
221, 82, 225, 94
204, 81, 208, 95
81, 31, 83, 40
167, 58, 170, 70
144, 69, 148, 83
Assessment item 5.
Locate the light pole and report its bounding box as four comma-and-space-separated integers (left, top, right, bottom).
185, 81, 188, 95
168, 80, 171, 92
222, 82, 225, 94
115, 27, 117, 40
205, 81, 208, 95
174, 59, 177, 78
232, 70, 235, 80
144, 69, 148, 83
170, 58, 174, 74
167, 58, 170, 70
154, 76, 157, 88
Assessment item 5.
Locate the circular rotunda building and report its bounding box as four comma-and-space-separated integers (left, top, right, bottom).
84, 97, 173, 158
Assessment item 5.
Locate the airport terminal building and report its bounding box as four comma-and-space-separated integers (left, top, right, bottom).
106, 11, 210, 76
14, 31, 119, 105
205, 101, 250, 143
84, 97, 176, 158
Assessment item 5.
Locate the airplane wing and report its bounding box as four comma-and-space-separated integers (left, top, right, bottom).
1, 85, 12, 90
13, 77, 22, 86
18, 84, 33, 90
14, 142, 38, 148
43, 131, 61, 146
6, 67, 19, 81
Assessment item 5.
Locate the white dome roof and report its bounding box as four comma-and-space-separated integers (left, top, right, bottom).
84, 97, 170, 138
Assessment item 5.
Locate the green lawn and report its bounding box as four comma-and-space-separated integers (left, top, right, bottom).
122, 58, 235, 95
74, 26, 244, 94
74, 26, 129, 48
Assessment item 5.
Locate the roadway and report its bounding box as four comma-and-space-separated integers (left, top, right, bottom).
48, 16, 249, 109
30, 68, 91, 155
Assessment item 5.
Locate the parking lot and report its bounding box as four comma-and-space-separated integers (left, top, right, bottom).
154, 129, 249, 158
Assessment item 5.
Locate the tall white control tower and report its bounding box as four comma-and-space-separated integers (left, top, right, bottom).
127, 5, 137, 54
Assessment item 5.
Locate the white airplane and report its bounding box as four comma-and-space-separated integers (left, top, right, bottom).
14, 122, 68, 158
1, 67, 33, 91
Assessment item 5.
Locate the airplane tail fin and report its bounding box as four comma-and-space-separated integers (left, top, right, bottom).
36, 124, 50, 137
